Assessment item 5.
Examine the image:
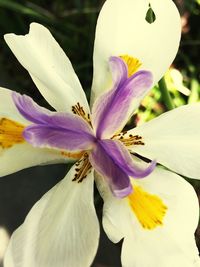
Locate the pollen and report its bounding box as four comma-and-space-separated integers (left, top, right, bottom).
114, 132, 145, 147
120, 55, 142, 77
72, 153, 92, 183
72, 102, 91, 125
128, 186, 167, 230
0, 118, 25, 149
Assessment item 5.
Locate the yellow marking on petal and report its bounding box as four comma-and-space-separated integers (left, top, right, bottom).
120, 55, 142, 77
61, 151, 84, 160
128, 186, 167, 230
0, 118, 25, 149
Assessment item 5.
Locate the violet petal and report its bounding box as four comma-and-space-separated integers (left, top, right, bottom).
96, 139, 156, 178
13, 92, 95, 151
92, 57, 153, 139
12, 92, 52, 124
89, 140, 132, 198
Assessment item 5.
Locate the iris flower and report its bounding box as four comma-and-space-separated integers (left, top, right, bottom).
1, 0, 200, 266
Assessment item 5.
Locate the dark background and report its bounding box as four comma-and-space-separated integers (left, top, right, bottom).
0, 0, 200, 266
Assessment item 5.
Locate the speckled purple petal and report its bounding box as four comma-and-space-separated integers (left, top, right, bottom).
89, 140, 132, 198
91, 57, 153, 139
13, 92, 95, 151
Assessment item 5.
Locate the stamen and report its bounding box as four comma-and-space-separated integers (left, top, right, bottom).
120, 55, 142, 77
72, 103, 91, 125
61, 151, 84, 160
128, 186, 167, 230
0, 118, 25, 149
113, 132, 145, 146
72, 153, 92, 183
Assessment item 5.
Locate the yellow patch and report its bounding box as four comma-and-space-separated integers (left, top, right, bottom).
61, 151, 84, 160
120, 55, 142, 77
128, 186, 167, 230
0, 118, 25, 149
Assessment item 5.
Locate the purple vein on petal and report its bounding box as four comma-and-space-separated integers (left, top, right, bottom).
91, 57, 153, 139
97, 139, 156, 178
89, 139, 156, 198
12, 92, 52, 124
12, 92, 96, 151
89, 140, 132, 198
23, 123, 95, 151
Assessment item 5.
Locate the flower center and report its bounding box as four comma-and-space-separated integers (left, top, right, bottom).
128, 186, 167, 230
120, 55, 142, 77
0, 118, 25, 149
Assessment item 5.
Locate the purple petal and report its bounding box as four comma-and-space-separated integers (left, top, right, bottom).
91, 57, 153, 139
109, 56, 128, 87
12, 92, 52, 124
13, 92, 96, 151
89, 140, 132, 198
24, 122, 95, 151
96, 139, 156, 178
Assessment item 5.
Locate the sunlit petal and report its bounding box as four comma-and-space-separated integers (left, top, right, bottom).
4, 23, 90, 113
128, 103, 200, 179
96, 166, 199, 267
91, 0, 181, 104
4, 166, 99, 267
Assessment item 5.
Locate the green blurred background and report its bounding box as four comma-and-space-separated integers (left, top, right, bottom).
0, 0, 200, 266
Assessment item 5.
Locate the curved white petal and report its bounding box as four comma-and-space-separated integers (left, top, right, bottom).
4, 23, 90, 113
0, 143, 69, 177
91, 0, 181, 104
4, 166, 99, 267
96, 166, 200, 267
0, 87, 70, 176
129, 104, 200, 179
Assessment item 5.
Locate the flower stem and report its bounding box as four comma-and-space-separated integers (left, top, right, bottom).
158, 77, 175, 110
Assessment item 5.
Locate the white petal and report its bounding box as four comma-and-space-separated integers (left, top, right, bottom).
91, 0, 181, 104
4, 23, 90, 113
129, 104, 200, 179
96, 167, 200, 267
0, 87, 69, 176
4, 166, 99, 267
0, 143, 69, 177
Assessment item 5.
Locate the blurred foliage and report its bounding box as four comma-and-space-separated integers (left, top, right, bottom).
0, 0, 199, 113
0, 0, 104, 106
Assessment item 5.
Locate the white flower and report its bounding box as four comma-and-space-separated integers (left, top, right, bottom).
1, 1, 200, 267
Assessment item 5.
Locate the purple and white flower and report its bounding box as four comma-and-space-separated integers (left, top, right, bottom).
1, 0, 200, 267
